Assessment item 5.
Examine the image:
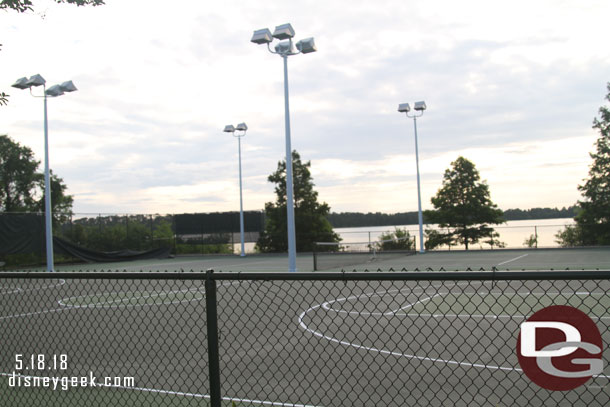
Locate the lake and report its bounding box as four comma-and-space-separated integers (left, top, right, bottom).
334, 218, 576, 250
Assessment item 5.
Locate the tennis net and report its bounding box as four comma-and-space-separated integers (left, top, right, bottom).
313, 236, 416, 271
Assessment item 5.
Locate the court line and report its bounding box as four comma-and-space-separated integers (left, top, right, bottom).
58, 286, 205, 308
0, 371, 322, 407
298, 287, 610, 379
0, 279, 66, 295
84, 257, 286, 272
321, 288, 610, 320
0, 281, 244, 320
497, 254, 529, 266
0, 278, 321, 407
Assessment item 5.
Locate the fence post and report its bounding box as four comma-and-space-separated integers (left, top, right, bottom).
205, 270, 222, 407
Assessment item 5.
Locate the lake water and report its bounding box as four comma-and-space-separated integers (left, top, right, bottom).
334, 218, 576, 250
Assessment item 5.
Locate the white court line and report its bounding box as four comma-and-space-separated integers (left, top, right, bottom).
0, 279, 66, 295
0, 372, 322, 407
0, 281, 242, 320
58, 286, 205, 308
97, 257, 281, 271
298, 286, 610, 379
497, 254, 529, 266
0, 278, 322, 407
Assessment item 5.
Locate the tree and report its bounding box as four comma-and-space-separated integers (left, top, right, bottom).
555, 225, 582, 247
0, 134, 40, 211
0, 0, 104, 13
0, 44, 7, 106
257, 150, 340, 252
424, 156, 504, 250
34, 171, 74, 225
377, 228, 414, 251
523, 234, 538, 248
573, 82, 610, 245
0, 134, 73, 217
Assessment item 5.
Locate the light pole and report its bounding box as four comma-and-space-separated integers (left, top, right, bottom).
251, 23, 317, 272
398, 101, 427, 254
223, 123, 248, 257
12, 74, 78, 271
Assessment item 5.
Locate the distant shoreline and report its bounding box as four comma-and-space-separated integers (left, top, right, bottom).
327, 206, 577, 228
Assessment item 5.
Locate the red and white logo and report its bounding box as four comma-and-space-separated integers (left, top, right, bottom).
517, 305, 603, 391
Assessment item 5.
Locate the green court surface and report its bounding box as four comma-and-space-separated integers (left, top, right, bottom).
0, 382, 248, 407
408, 290, 610, 317
58, 288, 206, 308
39, 247, 610, 272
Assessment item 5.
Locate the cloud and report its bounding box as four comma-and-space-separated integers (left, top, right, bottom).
1, 0, 608, 216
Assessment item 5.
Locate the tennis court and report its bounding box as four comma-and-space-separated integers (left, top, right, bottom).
1, 248, 609, 406
41, 247, 610, 272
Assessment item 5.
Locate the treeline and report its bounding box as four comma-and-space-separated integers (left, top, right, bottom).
326, 206, 577, 228
502, 206, 577, 221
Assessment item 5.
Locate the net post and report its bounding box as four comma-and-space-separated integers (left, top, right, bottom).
313, 242, 318, 271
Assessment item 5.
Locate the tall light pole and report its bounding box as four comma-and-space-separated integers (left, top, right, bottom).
224, 123, 248, 257
12, 74, 78, 271
251, 23, 317, 272
398, 101, 427, 254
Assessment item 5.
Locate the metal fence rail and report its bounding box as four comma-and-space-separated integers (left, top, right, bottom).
1, 270, 609, 406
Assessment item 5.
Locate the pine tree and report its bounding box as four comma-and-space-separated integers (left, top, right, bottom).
424, 156, 504, 250
256, 151, 340, 252
575, 83, 610, 245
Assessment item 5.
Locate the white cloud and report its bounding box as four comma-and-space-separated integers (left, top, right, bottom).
1, 0, 608, 215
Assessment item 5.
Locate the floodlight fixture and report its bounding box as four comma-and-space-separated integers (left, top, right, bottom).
295, 37, 317, 54
251, 28, 273, 45
272, 23, 295, 40
414, 101, 427, 111
398, 103, 411, 113
398, 99, 428, 254
59, 80, 78, 93
12, 74, 78, 271
26, 74, 46, 87
224, 122, 248, 257
12, 77, 30, 89
45, 85, 64, 97
275, 40, 294, 55
252, 22, 317, 272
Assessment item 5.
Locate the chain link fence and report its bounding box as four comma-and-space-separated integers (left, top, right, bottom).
1, 270, 609, 406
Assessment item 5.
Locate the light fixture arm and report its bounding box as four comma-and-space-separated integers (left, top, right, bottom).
29, 85, 47, 99
405, 110, 425, 119
266, 39, 302, 57
233, 129, 247, 138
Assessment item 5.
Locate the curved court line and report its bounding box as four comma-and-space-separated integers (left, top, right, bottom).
298, 287, 610, 379
0, 279, 66, 295
321, 287, 610, 319
0, 280, 244, 320
58, 287, 205, 309
0, 278, 320, 407
57, 280, 244, 309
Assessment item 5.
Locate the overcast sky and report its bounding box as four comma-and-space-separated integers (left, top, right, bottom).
1, 0, 609, 216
